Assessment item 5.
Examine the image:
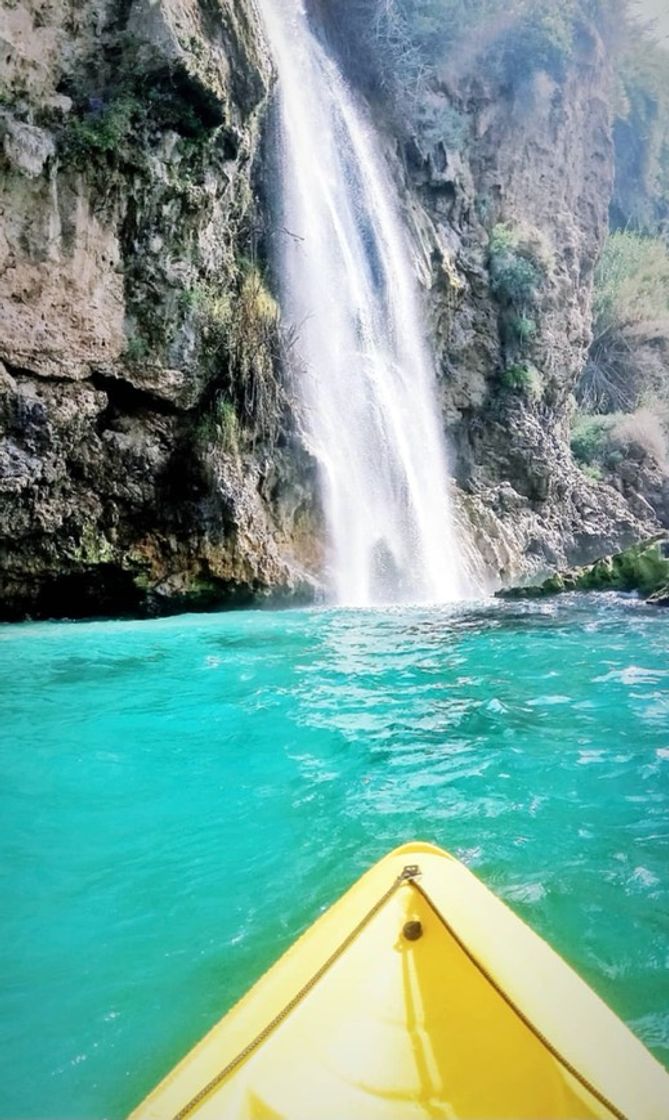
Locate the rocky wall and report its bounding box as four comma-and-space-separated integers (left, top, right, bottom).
0, 0, 320, 620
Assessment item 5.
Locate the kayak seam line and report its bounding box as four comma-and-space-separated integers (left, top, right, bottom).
169, 872, 408, 1120
410, 880, 627, 1120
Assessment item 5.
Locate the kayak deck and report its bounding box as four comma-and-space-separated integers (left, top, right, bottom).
129, 842, 669, 1119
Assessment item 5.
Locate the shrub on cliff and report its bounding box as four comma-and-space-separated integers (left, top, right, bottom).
494, 1, 578, 82
194, 397, 240, 455
488, 223, 550, 309
571, 408, 667, 469
61, 81, 211, 166
610, 408, 668, 467
64, 95, 141, 159
508, 313, 537, 342
324, 0, 597, 104
594, 231, 669, 334
579, 231, 669, 413
500, 363, 543, 398
611, 31, 669, 234
185, 264, 282, 443
571, 414, 617, 466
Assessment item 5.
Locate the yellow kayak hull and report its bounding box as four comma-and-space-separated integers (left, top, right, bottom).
129, 842, 669, 1119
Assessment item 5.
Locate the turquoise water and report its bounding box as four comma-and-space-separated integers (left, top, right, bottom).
1, 594, 668, 1118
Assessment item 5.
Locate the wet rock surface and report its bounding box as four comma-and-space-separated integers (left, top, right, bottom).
497, 535, 669, 604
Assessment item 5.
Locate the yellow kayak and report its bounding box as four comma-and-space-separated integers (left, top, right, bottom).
130, 842, 669, 1119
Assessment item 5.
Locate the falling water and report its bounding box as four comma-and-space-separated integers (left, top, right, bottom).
258, 0, 470, 605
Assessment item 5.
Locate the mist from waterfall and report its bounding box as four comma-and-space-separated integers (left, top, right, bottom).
258, 0, 472, 605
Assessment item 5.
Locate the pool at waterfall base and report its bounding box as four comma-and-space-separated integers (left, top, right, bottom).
0, 594, 668, 1117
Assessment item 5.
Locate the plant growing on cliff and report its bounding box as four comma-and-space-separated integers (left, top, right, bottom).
63, 95, 141, 159
195, 397, 240, 454
500, 363, 543, 398
571, 413, 615, 465
571, 408, 668, 469
581, 463, 603, 482
326, 0, 588, 104
416, 101, 469, 152
611, 30, 669, 234
214, 399, 240, 453
579, 231, 669, 413
123, 335, 150, 365
186, 263, 282, 444
594, 231, 669, 333
495, 1, 577, 82
508, 312, 537, 343
61, 73, 213, 169
229, 266, 282, 437
488, 223, 549, 309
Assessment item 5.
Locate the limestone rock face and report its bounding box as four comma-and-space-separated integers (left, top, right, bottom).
389, 26, 659, 584
0, 0, 320, 619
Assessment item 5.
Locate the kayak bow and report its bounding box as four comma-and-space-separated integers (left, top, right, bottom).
129, 841, 669, 1119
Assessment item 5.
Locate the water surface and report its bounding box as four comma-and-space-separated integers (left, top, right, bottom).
1, 595, 668, 1117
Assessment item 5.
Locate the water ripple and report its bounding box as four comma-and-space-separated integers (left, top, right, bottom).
0, 594, 668, 1118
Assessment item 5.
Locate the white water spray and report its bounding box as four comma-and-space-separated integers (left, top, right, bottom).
258, 0, 470, 605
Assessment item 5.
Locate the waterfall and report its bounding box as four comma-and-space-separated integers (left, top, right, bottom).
257, 0, 471, 606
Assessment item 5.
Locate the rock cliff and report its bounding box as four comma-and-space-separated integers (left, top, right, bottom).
370, 13, 658, 583
0, 0, 319, 619
0, 0, 661, 618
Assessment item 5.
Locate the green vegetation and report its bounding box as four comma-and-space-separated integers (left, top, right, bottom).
611, 31, 669, 233
593, 231, 669, 336
571, 409, 667, 470
571, 413, 617, 466
501, 363, 531, 392
64, 95, 140, 158
579, 231, 669, 413
183, 261, 282, 444
195, 396, 240, 454
230, 266, 282, 437
499, 536, 669, 602
500, 362, 542, 398
239, 265, 279, 327
508, 313, 537, 343
188, 283, 233, 353
123, 335, 150, 365
581, 463, 603, 482
488, 226, 549, 402
494, 1, 579, 82
332, 0, 594, 104
488, 223, 547, 309
574, 127, 669, 472
216, 400, 239, 448
61, 80, 211, 166
416, 102, 468, 152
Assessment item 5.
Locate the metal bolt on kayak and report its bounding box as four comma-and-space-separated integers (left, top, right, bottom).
402, 919, 423, 941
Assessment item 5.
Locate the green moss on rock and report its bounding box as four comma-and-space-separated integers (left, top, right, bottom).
498, 536, 669, 604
